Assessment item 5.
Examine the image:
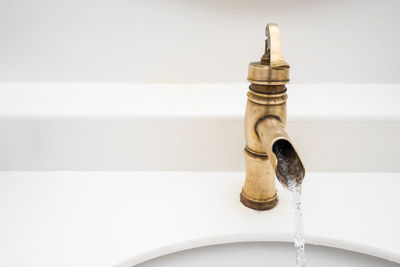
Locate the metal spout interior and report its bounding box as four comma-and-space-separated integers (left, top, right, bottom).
273, 139, 305, 187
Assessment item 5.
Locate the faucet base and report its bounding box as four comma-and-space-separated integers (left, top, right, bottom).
240, 191, 278, 210
241, 148, 278, 210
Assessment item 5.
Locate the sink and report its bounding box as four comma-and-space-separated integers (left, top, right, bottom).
136, 242, 398, 267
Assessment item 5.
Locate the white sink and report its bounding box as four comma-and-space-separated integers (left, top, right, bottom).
1, 172, 399, 267
137, 242, 398, 267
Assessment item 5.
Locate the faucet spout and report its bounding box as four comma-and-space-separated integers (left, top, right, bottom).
240, 23, 305, 210
256, 117, 305, 187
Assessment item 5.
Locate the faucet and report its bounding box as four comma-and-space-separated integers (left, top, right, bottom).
240, 24, 305, 210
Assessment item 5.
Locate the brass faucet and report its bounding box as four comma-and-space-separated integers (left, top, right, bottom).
240, 24, 305, 210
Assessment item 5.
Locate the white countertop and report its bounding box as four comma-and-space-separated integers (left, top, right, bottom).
0, 171, 399, 267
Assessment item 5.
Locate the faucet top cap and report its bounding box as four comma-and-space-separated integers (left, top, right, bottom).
248, 23, 290, 85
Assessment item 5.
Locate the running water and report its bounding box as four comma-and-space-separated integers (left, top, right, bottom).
286, 179, 306, 267
273, 139, 306, 266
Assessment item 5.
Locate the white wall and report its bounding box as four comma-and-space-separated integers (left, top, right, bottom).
0, 0, 399, 83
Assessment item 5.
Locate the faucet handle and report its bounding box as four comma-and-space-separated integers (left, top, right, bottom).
248, 23, 290, 85
263, 23, 289, 69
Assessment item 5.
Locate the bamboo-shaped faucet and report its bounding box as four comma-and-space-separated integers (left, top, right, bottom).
240, 24, 305, 210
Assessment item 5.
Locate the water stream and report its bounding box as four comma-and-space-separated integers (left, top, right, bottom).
272, 139, 306, 267
286, 180, 306, 267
